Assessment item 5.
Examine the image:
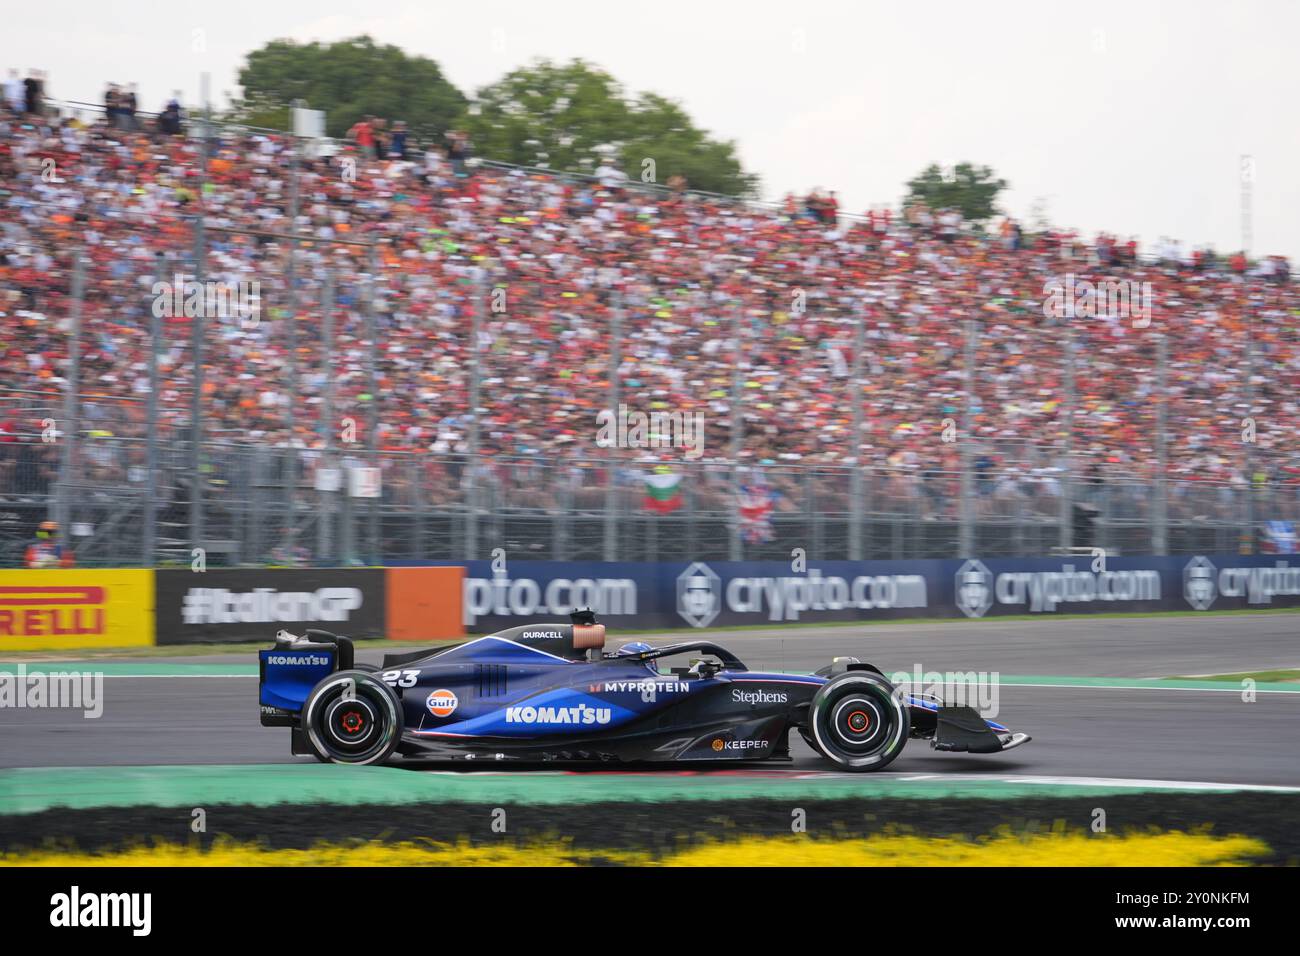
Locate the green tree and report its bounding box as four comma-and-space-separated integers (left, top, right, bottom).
465, 59, 757, 197
904, 162, 1007, 222
229, 35, 466, 142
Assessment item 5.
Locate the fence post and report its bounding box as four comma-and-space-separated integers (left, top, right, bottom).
189, 73, 210, 558
283, 114, 301, 561
848, 306, 864, 560
142, 259, 159, 566
958, 315, 975, 557
341, 464, 354, 563
365, 245, 380, 563
603, 291, 622, 561
554, 461, 570, 561
189, 205, 205, 555
730, 303, 743, 561
1243, 307, 1256, 553
58, 247, 85, 550
249, 447, 266, 563
411, 457, 425, 561
862, 465, 873, 559
1153, 331, 1168, 554
466, 270, 483, 560
1058, 314, 1076, 550
318, 267, 335, 565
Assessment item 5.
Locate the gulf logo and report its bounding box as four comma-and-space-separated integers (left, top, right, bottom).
426, 689, 459, 718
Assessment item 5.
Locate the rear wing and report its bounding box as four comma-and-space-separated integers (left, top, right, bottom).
258, 629, 354, 726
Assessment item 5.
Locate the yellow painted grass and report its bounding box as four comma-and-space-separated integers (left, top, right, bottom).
0, 827, 1269, 867
665, 830, 1267, 867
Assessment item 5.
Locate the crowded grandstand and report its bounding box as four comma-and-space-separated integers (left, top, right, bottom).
0, 70, 1297, 565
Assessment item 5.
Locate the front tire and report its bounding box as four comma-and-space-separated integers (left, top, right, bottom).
808, 671, 909, 771
301, 669, 402, 765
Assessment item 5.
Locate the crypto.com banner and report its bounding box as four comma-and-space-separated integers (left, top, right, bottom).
949, 553, 1300, 618
458, 554, 1300, 632
155, 568, 386, 644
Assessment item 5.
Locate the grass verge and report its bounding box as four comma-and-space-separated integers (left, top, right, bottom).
1168, 669, 1300, 683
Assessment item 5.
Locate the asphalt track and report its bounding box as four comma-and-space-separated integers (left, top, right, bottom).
2, 614, 1299, 786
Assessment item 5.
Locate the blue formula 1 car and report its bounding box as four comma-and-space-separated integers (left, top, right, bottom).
258, 610, 1030, 771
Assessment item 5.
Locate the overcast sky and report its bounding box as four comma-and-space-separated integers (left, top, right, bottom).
5, 0, 1298, 258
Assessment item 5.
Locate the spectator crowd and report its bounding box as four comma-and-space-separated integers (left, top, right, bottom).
0, 78, 1296, 519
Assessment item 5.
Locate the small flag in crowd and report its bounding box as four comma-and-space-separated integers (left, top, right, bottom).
738, 479, 775, 543
644, 467, 683, 513
1263, 521, 1296, 554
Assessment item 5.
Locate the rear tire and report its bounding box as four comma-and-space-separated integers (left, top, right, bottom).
808, 671, 909, 771
301, 669, 402, 765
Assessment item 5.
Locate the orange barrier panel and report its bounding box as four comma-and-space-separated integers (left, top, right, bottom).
385, 567, 464, 640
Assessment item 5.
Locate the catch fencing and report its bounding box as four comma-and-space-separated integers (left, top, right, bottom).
2, 104, 1296, 567
2, 435, 1293, 567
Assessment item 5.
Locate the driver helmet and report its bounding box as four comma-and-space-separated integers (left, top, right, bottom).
617, 641, 659, 670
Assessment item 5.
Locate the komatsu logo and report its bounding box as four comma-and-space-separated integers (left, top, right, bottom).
506, 704, 612, 725
265, 654, 331, 667
732, 688, 788, 704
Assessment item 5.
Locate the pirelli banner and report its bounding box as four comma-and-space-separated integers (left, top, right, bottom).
0, 569, 155, 652
153, 567, 464, 644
